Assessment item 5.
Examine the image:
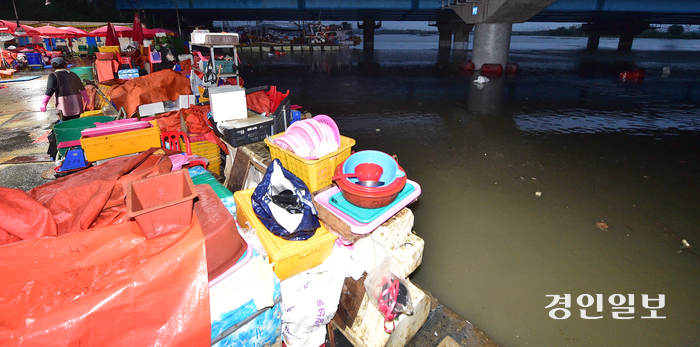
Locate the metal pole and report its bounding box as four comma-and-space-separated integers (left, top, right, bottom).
175, 3, 182, 38
12, 0, 20, 25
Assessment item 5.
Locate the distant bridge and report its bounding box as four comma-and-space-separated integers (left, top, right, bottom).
116, 0, 700, 25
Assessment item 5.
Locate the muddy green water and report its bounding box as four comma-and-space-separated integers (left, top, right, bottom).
240, 35, 700, 346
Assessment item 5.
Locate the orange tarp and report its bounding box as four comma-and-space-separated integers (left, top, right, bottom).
110, 69, 192, 117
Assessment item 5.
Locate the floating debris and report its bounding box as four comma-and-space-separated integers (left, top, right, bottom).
535, 191, 542, 197
678, 239, 692, 255
596, 221, 609, 231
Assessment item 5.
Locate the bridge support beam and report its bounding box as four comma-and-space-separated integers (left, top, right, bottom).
471, 23, 512, 70
437, 19, 453, 51
453, 22, 473, 51
586, 34, 600, 51
358, 18, 381, 50
582, 22, 650, 52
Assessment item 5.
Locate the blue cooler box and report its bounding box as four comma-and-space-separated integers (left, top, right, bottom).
117, 68, 139, 80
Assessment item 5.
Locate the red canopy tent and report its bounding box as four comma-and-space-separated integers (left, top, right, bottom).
89, 24, 133, 38
34, 25, 75, 38
152, 28, 176, 35
0, 20, 41, 37
59, 27, 90, 37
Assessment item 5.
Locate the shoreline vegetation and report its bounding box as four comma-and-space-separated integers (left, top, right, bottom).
373, 25, 700, 39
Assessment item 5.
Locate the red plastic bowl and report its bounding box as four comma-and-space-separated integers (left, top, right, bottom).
334, 159, 405, 194
334, 162, 407, 209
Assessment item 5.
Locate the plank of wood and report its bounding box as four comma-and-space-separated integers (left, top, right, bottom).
333, 272, 367, 330
225, 149, 253, 192
2, 155, 54, 164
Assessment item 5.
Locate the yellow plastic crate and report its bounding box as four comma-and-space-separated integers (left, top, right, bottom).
234, 189, 337, 280
190, 140, 218, 149
81, 126, 162, 162
264, 134, 355, 192
80, 110, 104, 118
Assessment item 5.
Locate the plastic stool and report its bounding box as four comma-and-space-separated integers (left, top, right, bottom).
161, 131, 191, 155
119, 57, 132, 68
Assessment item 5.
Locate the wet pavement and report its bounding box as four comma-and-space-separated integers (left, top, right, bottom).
0, 68, 58, 190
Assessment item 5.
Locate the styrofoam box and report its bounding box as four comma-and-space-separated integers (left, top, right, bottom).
336, 280, 430, 347
179, 94, 196, 109
370, 208, 415, 250
138, 101, 165, 117
209, 85, 247, 122
210, 255, 282, 347
190, 30, 210, 44
353, 232, 424, 277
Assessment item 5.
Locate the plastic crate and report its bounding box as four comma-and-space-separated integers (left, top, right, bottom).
272, 94, 292, 135
81, 126, 162, 162
217, 115, 273, 147
233, 189, 337, 281
126, 170, 198, 239
203, 60, 235, 74
264, 134, 355, 192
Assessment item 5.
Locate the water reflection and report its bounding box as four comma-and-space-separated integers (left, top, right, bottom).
467, 73, 505, 116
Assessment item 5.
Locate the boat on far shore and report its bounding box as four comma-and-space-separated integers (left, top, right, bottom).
231, 21, 362, 48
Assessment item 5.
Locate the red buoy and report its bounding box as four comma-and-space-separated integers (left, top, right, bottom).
460, 60, 475, 72
620, 68, 645, 81
480, 63, 503, 77
505, 62, 520, 74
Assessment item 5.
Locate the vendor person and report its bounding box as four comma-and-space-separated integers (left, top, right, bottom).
40, 57, 89, 121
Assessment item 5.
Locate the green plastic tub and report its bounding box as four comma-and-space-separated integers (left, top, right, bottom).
71, 66, 94, 82
54, 116, 114, 156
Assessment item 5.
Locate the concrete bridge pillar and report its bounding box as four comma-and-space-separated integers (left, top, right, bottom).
582, 22, 649, 52
471, 23, 512, 70
586, 33, 601, 51
358, 18, 381, 50
437, 22, 453, 50
618, 33, 635, 52
453, 22, 473, 51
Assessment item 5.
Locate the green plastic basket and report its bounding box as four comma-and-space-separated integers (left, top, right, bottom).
53, 116, 114, 157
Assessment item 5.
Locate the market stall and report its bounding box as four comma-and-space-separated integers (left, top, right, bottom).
0, 27, 428, 347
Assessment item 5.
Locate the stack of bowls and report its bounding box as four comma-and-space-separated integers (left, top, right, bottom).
273, 115, 341, 159
333, 150, 407, 209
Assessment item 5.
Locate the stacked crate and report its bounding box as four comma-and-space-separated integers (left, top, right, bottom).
189, 138, 222, 176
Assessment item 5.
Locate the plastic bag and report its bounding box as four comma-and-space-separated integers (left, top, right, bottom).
251, 159, 320, 241
364, 255, 413, 333
0, 216, 210, 346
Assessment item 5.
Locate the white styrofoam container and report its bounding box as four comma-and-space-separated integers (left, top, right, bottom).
191, 30, 210, 44
336, 280, 430, 347
353, 232, 424, 277
371, 208, 415, 250
204, 33, 240, 45
178, 94, 196, 109
137, 101, 164, 117
209, 85, 247, 122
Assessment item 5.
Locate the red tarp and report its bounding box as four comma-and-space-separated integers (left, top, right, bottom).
27, 149, 171, 235
0, 215, 210, 346
0, 150, 209, 346
0, 188, 57, 245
